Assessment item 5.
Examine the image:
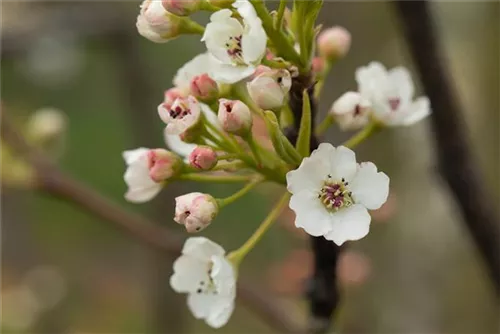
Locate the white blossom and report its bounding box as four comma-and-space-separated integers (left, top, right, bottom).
123, 148, 162, 203
173, 53, 214, 94
158, 96, 202, 135
355, 62, 430, 126
286, 143, 389, 245
164, 104, 219, 159
170, 237, 236, 328
330, 92, 371, 131
201, 0, 267, 83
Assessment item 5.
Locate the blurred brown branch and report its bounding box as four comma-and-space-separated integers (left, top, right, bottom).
395, 1, 500, 294
0, 113, 304, 334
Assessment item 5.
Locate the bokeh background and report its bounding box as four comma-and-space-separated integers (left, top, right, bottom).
1, 1, 499, 333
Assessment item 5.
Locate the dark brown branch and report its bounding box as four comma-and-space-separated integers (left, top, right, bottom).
287, 74, 341, 334
394, 1, 500, 293
0, 114, 304, 334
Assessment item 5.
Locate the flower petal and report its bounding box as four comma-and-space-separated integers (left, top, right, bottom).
324, 204, 371, 245
187, 294, 234, 328
289, 190, 333, 237
211, 256, 236, 297
388, 66, 414, 102
205, 297, 235, 328
209, 60, 255, 84
286, 153, 328, 194
402, 96, 431, 126
329, 146, 357, 181
170, 256, 209, 293
182, 237, 225, 261
124, 184, 161, 203
164, 129, 196, 158
349, 162, 390, 210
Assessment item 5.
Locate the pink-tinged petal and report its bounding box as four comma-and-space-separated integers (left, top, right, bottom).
289, 190, 333, 237
324, 204, 371, 246
350, 162, 390, 210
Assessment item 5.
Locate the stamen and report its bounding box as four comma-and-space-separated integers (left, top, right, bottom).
319, 177, 354, 211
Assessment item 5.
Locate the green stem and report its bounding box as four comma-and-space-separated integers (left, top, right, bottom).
177, 174, 255, 183
261, 57, 290, 69
314, 114, 335, 136
218, 153, 240, 161
274, 0, 287, 30
227, 192, 290, 266
343, 122, 381, 149
314, 60, 333, 99
250, 0, 304, 70
246, 134, 263, 167
181, 18, 205, 35
217, 180, 262, 208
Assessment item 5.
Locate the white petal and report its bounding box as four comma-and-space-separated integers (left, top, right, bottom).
388, 66, 414, 102
124, 185, 161, 203
209, 60, 255, 84
211, 256, 236, 297
329, 146, 357, 181
170, 256, 209, 293
402, 96, 431, 126
187, 294, 234, 328
232, 0, 258, 22
173, 53, 212, 91
349, 162, 390, 210
324, 204, 371, 245
164, 129, 196, 158
331, 92, 364, 115
182, 237, 226, 261
200, 103, 220, 128
241, 20, 266, 64
123, 148, 149, 164
355, 61, 388, 98
205, 297, 235, 328
289, 190, 333, 237
187, 293, 214, 319
286, 151, 329, 194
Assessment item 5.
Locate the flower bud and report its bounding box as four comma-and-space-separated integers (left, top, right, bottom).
164, 88, 183, 108
189, 146, 217, 170
189, 73, 218, 103
312, 57, 325, 75
158, 96, 202, 135
218, 99, 253, 136
26, 108, 67, 142
330, 92, 371, 131
247, 69, 291, 111
250, 65, 272, 79
147, 148, 182, 182
317, 26, 351, 59
136, 0, 183, 43
208, 0, 234, 8
162, 0, 201, 16
174, 193, 219, 233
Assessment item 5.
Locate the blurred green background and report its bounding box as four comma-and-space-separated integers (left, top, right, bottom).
1, 1, 498, 333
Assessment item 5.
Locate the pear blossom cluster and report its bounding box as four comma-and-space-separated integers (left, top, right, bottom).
123, 0, 431, 328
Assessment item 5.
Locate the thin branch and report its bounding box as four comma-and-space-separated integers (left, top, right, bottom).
394, 1, 500, 293
0, 114, 304, 334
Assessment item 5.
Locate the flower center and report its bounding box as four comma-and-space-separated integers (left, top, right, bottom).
225, 35, 244, 65
169, 100, 191, 120
318, 176, 354, 211
388, 97, 401, 111
196, 264, 218, 295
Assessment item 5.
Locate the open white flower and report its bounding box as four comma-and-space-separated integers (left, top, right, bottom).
123, 148, 162, 203
355, 62, 430, 126
158, 96, 201, 135
170, 237, 236, 328
330, 92, 371, 131
173, 53, 214, 94
201, 0, 267, 83
164, 104, 219, 159
286, 144, 389, 245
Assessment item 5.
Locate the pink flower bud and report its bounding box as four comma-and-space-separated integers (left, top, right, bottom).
174, 193, 219, 233
247, 69, 291, 111
147, 149, 182, 182
189, 146, 217, 170
250, 65, 272, 79
312, 57, 325, 74
218, 99, 253, 136
317, 26, 351, 59
162, 0, 201, 16
189, 73, 218, 103
164, 88, 183, 109
136, 0, 182, 43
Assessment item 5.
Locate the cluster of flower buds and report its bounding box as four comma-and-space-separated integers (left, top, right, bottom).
126, 0, 431, 329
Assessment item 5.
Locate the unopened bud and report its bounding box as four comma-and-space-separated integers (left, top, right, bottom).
317, 26, 351, 59
189, 146, 217, 170
251, 65, 272, 79
190, 73, 218, 103
174, 193, 219, 233
26, 107, 67, 142
312, 57, 325, 75
137, 0, 182, 43
147, 148, 182, 182
218, 99, 253, 136
330, 92, 371, 131
247, 69, 291, 111
162, 0, 201, 16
